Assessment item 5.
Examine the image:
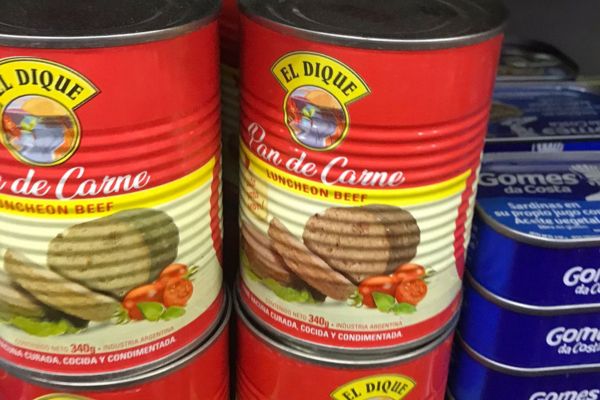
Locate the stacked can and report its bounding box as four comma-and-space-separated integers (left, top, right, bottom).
235, 0, 507, 398
0, 0, 229, 398
449, 151, 600, 399
497, 39, 578, 82
486, 82, 600, 153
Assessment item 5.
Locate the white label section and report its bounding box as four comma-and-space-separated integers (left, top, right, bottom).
240, 168, 463, 332
0, 182, 221, 355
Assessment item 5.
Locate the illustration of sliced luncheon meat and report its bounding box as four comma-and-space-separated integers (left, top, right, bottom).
4, 250, 120, 321
0, 266, 46, 318
241, 219, 297, 286
48, 209, 179, 298
303, 206, 420, 283
268, 218, 356, 301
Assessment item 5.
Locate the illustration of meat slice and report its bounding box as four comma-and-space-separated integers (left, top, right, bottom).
268, 218, 356, 301
241, 219, 297, 286
4, 249, 120, 321
48, 209, 179, 298
0, 267, 46, 319
303, 205, 420, 283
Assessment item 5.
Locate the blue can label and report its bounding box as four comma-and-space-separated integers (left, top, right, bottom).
546, 326, 600, 357
469, 152, 600, 308
477, 152, 600, 240
529, 391, 600, 400
489, 84, 600, 141
459, 277, 600, 369
449, 338, 600, 400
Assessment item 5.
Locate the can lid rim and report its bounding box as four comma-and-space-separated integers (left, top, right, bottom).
466, 272, 600, 315
487, 82, 600, 143
476, 204, 600, 248
456, 333, 600, 376
0, 0, 220, 48
240, 0, 507, 50
235, 287, 458, 367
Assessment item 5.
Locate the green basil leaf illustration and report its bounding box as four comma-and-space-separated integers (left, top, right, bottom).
137, 302, 166, 322
262, 278, 322, 304
391, 303, 417, 315
8, 316, 85, 337
162, 307, 186, 321
373, 292, 395, 313
243, 256, 323, 304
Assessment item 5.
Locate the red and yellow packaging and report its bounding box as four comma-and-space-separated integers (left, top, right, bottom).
238, 0, 506, 351
0, 296, 230, 400
237, 298, 455, 400
0, 0, 223, 379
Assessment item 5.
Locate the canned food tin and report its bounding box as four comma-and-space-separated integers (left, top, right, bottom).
236, 292, 456, 400
460, 275, 600, 370
486, 83, 600, 153
497, 39, 579, 82
449, 336, 600, 400
238, 0, 506, 351
469, 151, 600, 309
0, 291, 230, 399
0, 0, 223, 380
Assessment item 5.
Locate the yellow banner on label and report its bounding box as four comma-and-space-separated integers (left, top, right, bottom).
272, 52, 370, 104
242, 144, 469, 206
0, 159, 215, 220
330, 374, 416, 400
35, 395, 93, 400
0, 58, 98, 109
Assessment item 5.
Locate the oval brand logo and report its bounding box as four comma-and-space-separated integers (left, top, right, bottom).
330, 374, 416, 400
0, 57, 98, 167
272, 52, 370, 152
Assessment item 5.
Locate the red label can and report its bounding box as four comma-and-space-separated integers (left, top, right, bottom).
0, 293, 230, 400
0, 0, 223, 380
236, 295, 456, 400
238, 0, 506, 351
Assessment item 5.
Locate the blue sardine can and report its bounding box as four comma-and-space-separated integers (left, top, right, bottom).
468, 151, 600, 309
448, 336, 600, 400
486, 83, 600, 153
459, 275, 600, 369
497, 39, 579, 83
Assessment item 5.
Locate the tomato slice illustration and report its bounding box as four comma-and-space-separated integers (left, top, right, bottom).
163, 279, 194, 307
391, 263, 426, 284
358, 276, 397, 308
395, 279, 428, 306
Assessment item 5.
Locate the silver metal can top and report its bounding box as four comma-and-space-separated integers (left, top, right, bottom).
0, 0, 221, 48
240, 0, 508, 50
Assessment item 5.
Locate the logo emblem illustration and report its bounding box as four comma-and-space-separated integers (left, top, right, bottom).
272, 52, 370, 151
330, 374, 416, 400
0, 57, 98, 166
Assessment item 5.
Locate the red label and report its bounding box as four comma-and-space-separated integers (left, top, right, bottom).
238, 15, 501, 350
0, 25, 223, 376
237, 313, 455, 399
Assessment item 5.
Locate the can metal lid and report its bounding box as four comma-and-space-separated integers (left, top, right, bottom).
456, 333, 600, 376
240, 0, 508, 50
466, 272, 600, 316
476, 204, 600, 249
0, 0, 220, 48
